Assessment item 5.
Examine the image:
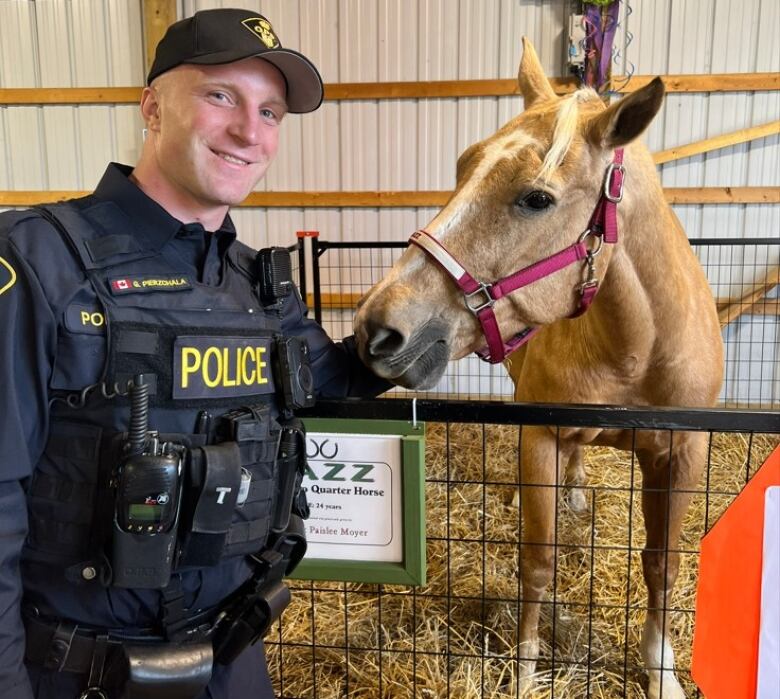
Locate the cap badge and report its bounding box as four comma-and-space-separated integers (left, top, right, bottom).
241, 17, 280, 49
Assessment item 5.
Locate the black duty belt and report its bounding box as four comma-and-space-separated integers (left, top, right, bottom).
24, 614, 163, 674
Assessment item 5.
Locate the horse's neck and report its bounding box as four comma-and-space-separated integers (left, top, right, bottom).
586, 160, 714, 362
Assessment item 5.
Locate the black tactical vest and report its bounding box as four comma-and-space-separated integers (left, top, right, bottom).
23, 200, 293, 581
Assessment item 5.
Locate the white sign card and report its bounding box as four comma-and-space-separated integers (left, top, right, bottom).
302, 432, 403, 563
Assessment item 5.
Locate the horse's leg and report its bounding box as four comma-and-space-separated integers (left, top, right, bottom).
565, 446, 588, 514
636, 432, 706, 699
518, 426, 569, 683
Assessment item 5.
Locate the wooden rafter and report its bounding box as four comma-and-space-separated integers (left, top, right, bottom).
309, 293, 780, 321
653, 120, 780, 165
2, 187, 777, 208
1, 71, 778, 105
718, 268, 780, 327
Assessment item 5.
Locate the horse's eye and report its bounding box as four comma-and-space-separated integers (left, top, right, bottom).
519, 191, 554, 210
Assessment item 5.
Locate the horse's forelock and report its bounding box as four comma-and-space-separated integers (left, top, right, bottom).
536, 88, 599, 184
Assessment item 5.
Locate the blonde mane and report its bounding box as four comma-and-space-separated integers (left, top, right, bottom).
536, 87, 599, 183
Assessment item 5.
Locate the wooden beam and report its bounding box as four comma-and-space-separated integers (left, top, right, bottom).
305, 293, 364, 309
326, 73, 780, 99
0, 87, 142, 105
626, 72, 779, 94
2, 72, 778, 105
242, 191, 451, 208
142, 0, 177, 76
309, 294, 780, 316
0, 191, 91, 206
717, 299, 780, 319
717, 268, 779, 327
654, 121, 780, 165
310, 294, 780, 316
663, 187, 780, 205
2, 187, 778, 208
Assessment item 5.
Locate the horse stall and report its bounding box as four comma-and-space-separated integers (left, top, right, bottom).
268, 402, 778, 698
268, 230, 779, 698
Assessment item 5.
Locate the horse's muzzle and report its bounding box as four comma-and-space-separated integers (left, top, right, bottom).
358, 317, 450, 390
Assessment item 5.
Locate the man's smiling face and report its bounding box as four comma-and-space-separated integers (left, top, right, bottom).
148, 57, 288, 214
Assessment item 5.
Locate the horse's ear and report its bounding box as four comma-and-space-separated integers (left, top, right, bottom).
586, 77, 665, 149
517, 37, 557, 108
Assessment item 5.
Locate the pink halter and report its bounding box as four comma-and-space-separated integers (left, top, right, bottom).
409, 149, 625, 364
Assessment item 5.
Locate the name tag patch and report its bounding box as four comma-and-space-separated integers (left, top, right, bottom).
173, 336, 275, 399
64, 304, 106, 335
108, 275, 192, 295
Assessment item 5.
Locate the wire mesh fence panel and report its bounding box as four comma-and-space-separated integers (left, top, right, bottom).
306, 238, 780, 407
692, 239, 780, 408
268, 401, 779, 699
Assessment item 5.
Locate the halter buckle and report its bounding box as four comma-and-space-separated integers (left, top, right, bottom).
465, 283, 494, 315
603, 162, 625, 203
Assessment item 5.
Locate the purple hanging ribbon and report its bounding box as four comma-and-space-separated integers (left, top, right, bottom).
584, 1, 620, 91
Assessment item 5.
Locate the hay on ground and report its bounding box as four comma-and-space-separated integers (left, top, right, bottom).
269, 427, 778, 698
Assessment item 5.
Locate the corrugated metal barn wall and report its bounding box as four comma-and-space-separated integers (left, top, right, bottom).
3, 0, 778, 243
1, 0, 778, 401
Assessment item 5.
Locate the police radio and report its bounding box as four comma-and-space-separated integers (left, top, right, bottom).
256, 247, 293, 309
112, 375, 185, 589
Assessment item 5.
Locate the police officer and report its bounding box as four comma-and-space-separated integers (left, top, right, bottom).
0, 8, 389, 699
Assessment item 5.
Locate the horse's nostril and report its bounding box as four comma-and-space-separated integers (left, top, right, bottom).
368, 326, 406, 358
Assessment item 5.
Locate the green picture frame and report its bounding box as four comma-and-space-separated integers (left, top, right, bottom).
290, 418, 426, 586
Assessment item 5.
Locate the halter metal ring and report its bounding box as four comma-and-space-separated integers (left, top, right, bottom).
465, 283, 494, 315
577, 229, 604, 257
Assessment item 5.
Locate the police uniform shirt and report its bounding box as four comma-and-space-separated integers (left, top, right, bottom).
0, 163, 390, 697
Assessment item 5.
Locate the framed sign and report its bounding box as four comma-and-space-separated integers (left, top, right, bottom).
290, 419, 426, 585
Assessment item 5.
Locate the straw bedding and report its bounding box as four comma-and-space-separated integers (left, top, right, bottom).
268, 425, 778, 698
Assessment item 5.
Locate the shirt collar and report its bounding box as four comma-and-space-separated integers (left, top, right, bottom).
92, 163, 237, 249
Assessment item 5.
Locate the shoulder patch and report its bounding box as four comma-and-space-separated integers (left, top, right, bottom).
0, 256, 17, 296
64, 304, 107, 335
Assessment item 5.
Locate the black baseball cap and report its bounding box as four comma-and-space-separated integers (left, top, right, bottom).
147, 8, 324, 113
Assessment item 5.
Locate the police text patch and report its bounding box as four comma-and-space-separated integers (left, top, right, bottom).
173, 336, 275, 399
64, 304, 106, 335
108, 275, 192, 295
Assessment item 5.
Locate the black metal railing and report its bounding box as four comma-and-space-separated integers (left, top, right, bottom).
269, 398, 779, 699
299, 235, 779, 408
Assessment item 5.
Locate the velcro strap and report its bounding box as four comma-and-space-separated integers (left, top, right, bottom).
86, 234, 143, 262
226, 519, 270, 547
116, 330, 159, 355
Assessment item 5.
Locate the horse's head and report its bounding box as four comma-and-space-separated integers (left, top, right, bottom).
354, 39, 665, 389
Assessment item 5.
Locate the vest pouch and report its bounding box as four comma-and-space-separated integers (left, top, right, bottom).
50, 332, 104, 391
177, 443, 243, 568
271, 418, 306, 534
25, 420, 103, 565
213, 406, 281, 560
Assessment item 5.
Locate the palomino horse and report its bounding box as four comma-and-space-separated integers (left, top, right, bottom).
354, 39, 723, 698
